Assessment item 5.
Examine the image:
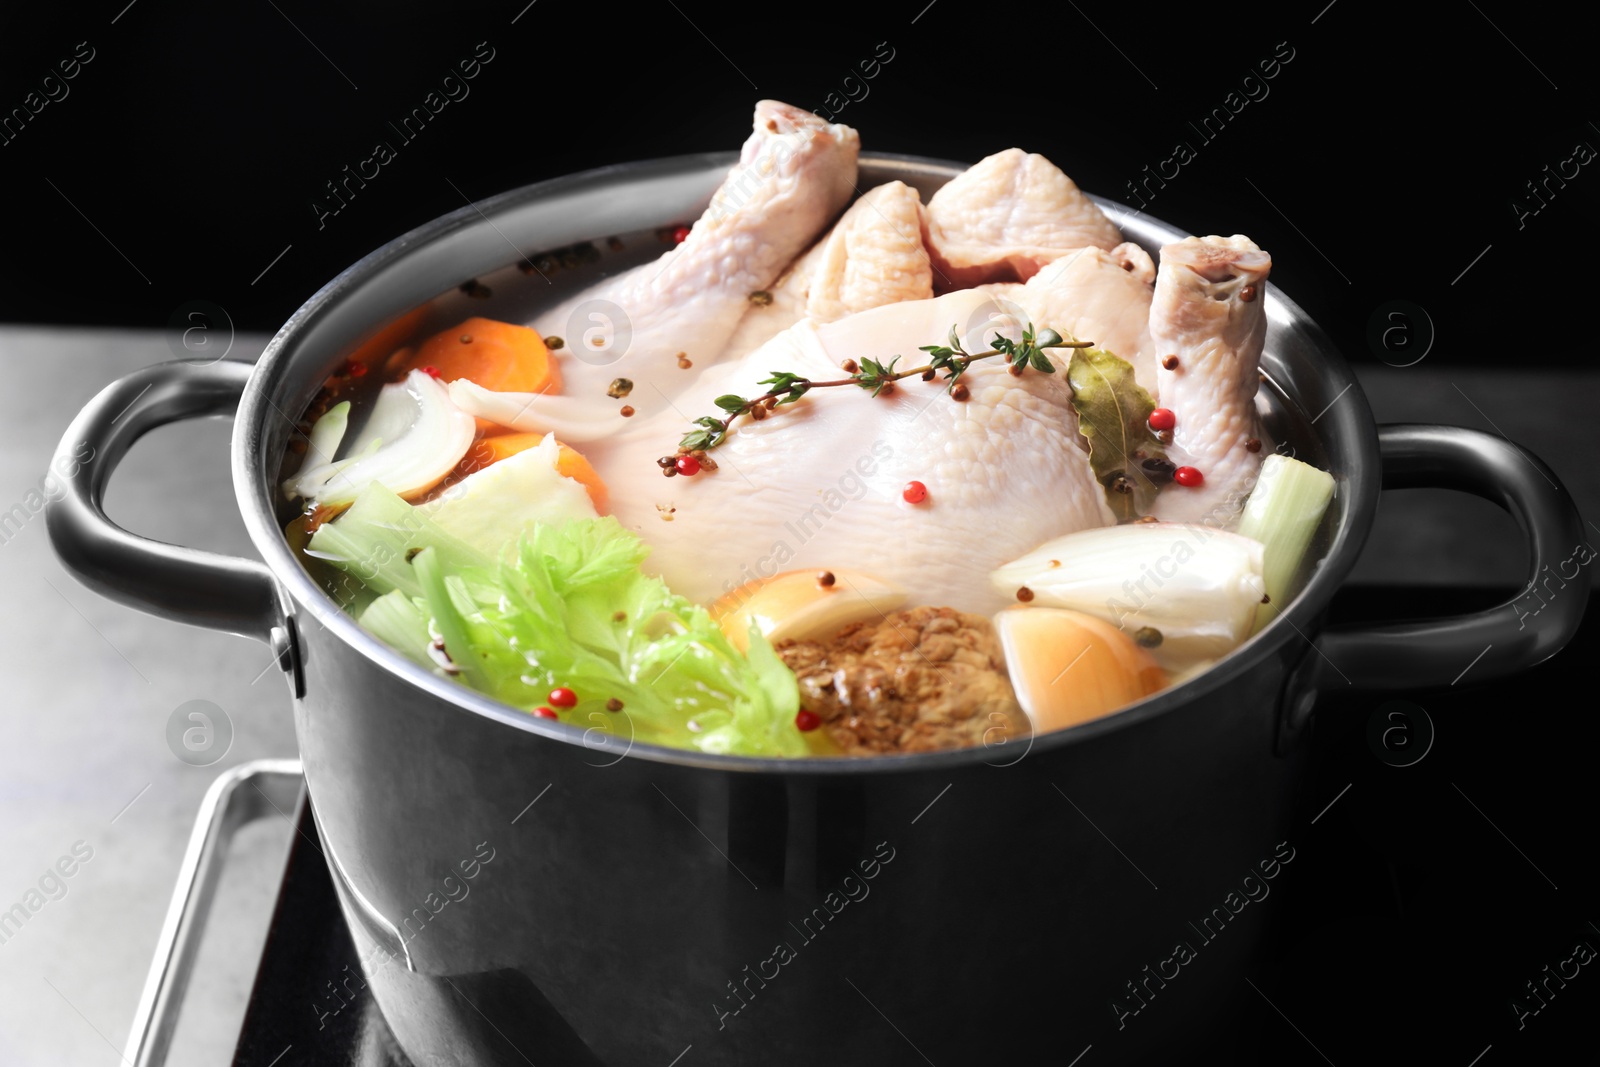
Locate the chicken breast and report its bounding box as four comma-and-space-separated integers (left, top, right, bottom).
924, 148, 1124, 288
598, 287, 1115, 615
1148, 235, 1273, 525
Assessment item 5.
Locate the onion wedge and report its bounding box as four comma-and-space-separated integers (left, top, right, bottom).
285, 370, 474, 506
990, 524, 1266, 667
993, 607, 1165, 732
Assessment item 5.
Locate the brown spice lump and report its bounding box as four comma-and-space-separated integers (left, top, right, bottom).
774, 606, 1028, 755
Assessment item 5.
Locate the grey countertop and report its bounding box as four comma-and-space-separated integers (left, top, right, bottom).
0, 324, 1593, 1065
0, 327, 295, 1067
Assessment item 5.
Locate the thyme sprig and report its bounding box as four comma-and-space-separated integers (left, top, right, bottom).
675, 322, 1088, 455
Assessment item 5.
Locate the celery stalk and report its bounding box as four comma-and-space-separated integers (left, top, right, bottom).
1235, 454, 1335, 630
412, 547, 491, 692
358, 590, 434, 670
305, 483, 490, 597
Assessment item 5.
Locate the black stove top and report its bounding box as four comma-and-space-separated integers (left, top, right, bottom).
231, 802, 407, 1067
227, 585, 1599, 1067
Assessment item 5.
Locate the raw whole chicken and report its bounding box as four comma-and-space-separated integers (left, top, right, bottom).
463, 103, 1270, 615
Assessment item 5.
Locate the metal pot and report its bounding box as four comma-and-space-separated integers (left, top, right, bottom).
47, 155, 1589, 1065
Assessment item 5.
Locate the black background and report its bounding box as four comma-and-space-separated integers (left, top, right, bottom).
2, 0, 1597, 365
4, 2, 1597, 1064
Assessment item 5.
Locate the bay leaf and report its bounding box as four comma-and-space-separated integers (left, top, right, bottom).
1066, 348, 1170, 520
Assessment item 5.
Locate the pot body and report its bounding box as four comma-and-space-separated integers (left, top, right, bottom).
304, 612, 1306, 1065
284, 158, 1327, 1062
44, 153, 1590, 1067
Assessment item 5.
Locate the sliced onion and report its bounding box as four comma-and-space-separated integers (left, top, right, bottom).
286, 370, 475, 506
990, 524, 1266, 667
448, 379, 615, 443
282, 401, 350, 492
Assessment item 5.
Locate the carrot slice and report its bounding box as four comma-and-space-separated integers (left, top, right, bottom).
397, 317, 561, 395
456, 433, 608, 513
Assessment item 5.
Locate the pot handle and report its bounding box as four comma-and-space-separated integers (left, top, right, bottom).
1310, 423, 1589, 692
45, 360, 289, 654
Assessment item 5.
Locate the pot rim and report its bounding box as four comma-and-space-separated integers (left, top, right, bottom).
235, 150, 1380, 775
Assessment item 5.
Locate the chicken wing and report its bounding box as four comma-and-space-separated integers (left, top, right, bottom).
924, 148, 1124, 288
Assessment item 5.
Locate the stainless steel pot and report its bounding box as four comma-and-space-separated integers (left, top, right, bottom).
48, 155, 1589, 1065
